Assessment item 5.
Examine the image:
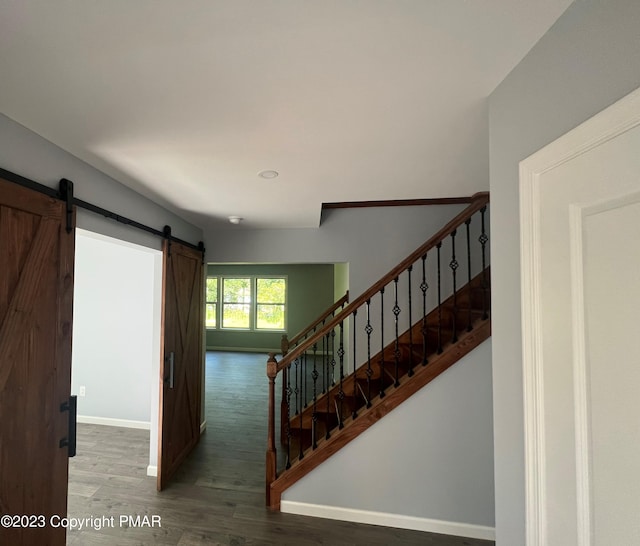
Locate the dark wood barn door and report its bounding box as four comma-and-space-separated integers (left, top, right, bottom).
0, 178, 75, 546
157, 239, 204, 490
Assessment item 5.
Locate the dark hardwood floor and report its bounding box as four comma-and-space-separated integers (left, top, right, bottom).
67, 351, 494, 545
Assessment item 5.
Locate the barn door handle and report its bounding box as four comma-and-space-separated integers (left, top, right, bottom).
167, 352, 175, 389
59, 395, 77, 457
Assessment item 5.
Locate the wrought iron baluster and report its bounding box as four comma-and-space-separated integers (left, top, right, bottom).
437, 242, 443, 354
379, 287, 386, 398
321, 319, 327, 394
330, 325, 336, 386
407, 265, 414, 377
465, 218, 473, 332
450, 229, 459, 343
297, 357, 304, 461
352, 310, 358, 419
365, 299, 373, 408
303, 351, 307, 408
294, 358, 299, 415
311, 342, 319, 449
479, 206, 489, 320
325, 330, 332, 440
337, 321, 345, 429
420, 254, 428, 366
285, 362, 292, 469
392, 277, 401, 387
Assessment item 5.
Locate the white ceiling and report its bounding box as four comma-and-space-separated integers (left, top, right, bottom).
0, 1, 572, 229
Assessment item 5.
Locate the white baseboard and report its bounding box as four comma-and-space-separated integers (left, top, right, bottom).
77, 415, 151, 430
200, 420, 207, 434
279, 501, 495, 541
146, 465, 157, 477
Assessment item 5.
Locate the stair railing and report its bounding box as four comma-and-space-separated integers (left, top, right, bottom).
281, 290, 349, 357
278, 291, 349, 442
266, 192, 490, 506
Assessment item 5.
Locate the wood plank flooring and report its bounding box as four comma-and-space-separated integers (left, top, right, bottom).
67, 351, 494, 545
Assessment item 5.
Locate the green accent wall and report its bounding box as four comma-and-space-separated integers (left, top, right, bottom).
333, 263, 349, 302
206, 263, 336, 352
334, 262, 350, 354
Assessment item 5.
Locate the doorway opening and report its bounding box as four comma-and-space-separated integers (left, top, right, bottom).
70, 229, 163, 481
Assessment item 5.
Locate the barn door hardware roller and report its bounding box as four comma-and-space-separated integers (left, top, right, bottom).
59, 178, 74, 234
163, 225, 172, 256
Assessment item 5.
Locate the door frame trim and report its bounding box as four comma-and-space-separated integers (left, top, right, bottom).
519, 86, 640, 546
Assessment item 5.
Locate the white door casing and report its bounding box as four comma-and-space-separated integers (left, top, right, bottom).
521, 87, 640, 545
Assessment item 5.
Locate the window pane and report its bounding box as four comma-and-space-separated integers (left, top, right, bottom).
223, 278, 251, 303
205, 303, 216, 328
257, 278, 286, 304
256, 304, 285, 330
206, 278, 218, 303
222, 303, 250, 328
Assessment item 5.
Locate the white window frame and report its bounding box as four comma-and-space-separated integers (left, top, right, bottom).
205, 277, 218, 329
206, 275, 287, 332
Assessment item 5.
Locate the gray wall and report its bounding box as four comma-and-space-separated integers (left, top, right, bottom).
205, 204, 468, 310
488, 1, 640, 543
283, 340, 494, 528
0, 114, 203, 249
206, 263, 335, 352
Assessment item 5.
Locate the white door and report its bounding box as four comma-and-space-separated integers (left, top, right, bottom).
521, 87, 640, 546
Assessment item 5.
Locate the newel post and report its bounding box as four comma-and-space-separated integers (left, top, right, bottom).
266, 353, 278, 507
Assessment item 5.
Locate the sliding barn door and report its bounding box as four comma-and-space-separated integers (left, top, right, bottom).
0, 178, 75, 546
157, 239, 204, 490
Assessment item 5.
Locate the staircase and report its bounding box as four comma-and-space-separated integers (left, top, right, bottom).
265, 192, 490, 510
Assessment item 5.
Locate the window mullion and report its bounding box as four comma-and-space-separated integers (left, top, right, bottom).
252, 276, 257, 330
216, 276, 220, 329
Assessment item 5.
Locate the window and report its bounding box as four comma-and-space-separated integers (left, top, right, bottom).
205, 278, 218, 328
222, 277, 251, 329
256, 278, 286, 330
206, 276, 287, 331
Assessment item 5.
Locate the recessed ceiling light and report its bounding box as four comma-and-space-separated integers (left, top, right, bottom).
258, 170, 279, 179
228, 216, 243, 225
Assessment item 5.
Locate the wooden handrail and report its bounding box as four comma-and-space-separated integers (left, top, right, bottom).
284, 290, 349, 350
274, 191, 489, 373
